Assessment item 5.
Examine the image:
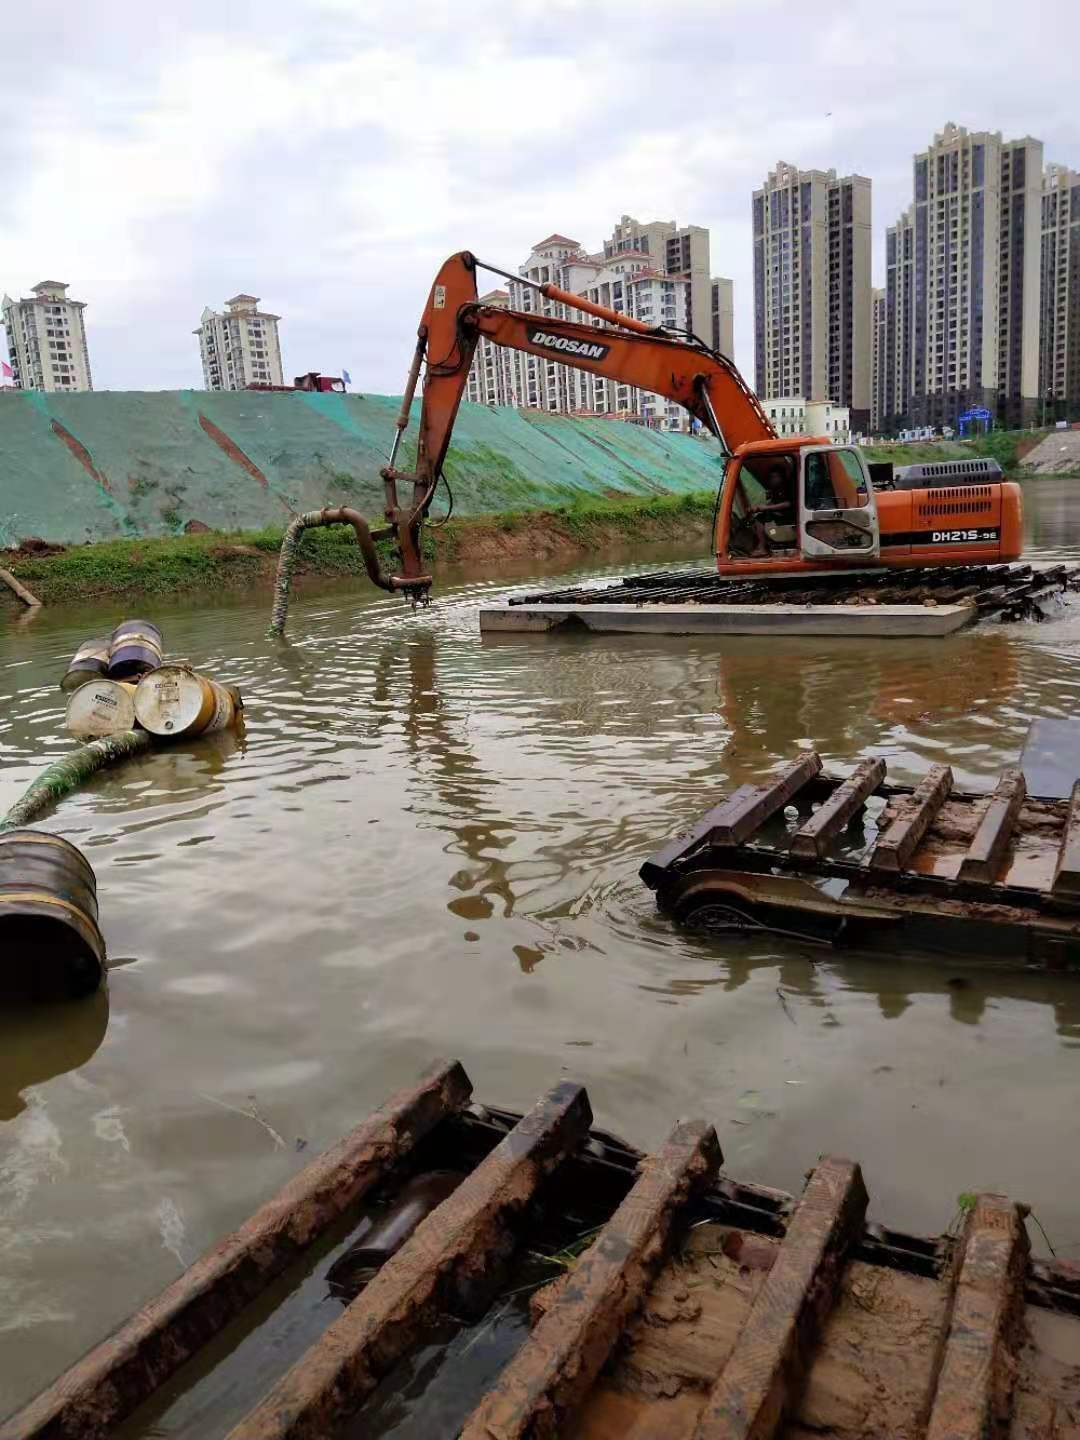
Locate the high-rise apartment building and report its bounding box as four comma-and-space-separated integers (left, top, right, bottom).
1040, 163, 1080, 416
470, 219, 729, 430
464, 290, 519, 407
711, 277, 734, 358
752, 162, 872, 430
998, 137, 1043, 413
884, 207, 915, 429
195, 294, 284, 390
871, 288, 886, 433
1, 281, 93, 391
895, 123, 1043, 431
601, 214, 712, 343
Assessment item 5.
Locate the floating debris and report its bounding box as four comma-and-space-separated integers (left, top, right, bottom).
0, 829, 105, 1000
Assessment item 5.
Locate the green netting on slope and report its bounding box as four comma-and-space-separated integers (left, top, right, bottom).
0, 390, 726, 545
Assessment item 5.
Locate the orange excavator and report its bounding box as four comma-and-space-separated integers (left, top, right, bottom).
372, 252, 1023, 602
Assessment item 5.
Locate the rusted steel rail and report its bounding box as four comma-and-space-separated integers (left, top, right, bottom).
641, 750, 1080, 966
5, 1064, 1078, 1440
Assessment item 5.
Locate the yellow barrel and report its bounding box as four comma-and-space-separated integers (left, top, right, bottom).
0, 830, 105, 1000
60, 637, 110, 692
65, 679, 139, 739
134, 666, 243, 738
108, 619, 163, 680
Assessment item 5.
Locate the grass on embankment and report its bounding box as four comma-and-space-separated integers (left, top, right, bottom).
1, 491, 717, 606
863, 430, 1028, 471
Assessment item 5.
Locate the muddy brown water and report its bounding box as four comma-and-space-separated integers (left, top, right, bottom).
2, 479, 1080, 1421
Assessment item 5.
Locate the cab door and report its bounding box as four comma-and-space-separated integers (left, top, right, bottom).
798, 447, 880, 562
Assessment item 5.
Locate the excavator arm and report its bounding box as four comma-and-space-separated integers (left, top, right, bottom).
377, 251, 775, 600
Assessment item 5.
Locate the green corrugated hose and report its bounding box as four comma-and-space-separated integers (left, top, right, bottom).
0, 730, 153, 831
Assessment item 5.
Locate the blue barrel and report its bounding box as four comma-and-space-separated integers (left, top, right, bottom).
107, 619, 163, 680
0, 830, 105, 1000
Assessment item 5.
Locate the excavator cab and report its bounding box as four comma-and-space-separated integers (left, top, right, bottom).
718, 440, 880, 575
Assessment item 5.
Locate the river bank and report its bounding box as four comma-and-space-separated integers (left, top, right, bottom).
0, 490, 715, 607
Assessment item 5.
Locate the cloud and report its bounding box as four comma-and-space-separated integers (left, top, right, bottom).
2, 0, 1078, 391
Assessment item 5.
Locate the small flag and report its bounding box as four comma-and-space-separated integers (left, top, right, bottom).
1, 360, 12, 379
341, 369, 352, 387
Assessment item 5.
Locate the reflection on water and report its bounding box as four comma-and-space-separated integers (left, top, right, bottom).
2, 480, 1080, 1416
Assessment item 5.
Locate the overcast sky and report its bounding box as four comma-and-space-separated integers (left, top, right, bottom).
3, 0, 1078, 393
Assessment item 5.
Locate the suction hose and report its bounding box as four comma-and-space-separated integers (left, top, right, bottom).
269, 507, 397, 639
0, 730, 153, 832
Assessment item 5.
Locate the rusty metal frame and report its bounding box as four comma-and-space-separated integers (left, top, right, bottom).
1, 1059, 471, 1440
923, 1194, 1029, 1439
460, 1118, 721, 1438
225, 1080, 593, 1440
691, 1157, 868, 1439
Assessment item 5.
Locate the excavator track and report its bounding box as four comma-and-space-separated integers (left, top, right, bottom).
479, 562, 1079, 637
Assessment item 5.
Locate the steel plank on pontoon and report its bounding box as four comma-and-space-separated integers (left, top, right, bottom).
1051, 780, 1080, 900
869, 764, 953, 874
923, 1194, 1028, 1440
690, 1156, 868, 1440
640, 755, 821, 887
789, 758, 887, 859
957, 767, 1026, 884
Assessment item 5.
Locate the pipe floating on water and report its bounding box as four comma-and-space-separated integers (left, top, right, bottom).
0, 829, 105, 1000
269, 507, 401, 638
325, 1170, 466, 1301
1, 730, 154, 833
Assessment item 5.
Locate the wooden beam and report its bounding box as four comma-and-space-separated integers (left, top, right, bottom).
225, 1080, 593, 1440
923, 1194, 1029, 1440
1051, 780, 1080, 900
459, 1118, 721, 1439
869, 764, 953, 874
0, 566, 42, 609
790, 758, 886, 859
1, 1059, 473, 1440
641, 755, 822, 887
957, 768, 1026, 884
690, 1156, 868, 1440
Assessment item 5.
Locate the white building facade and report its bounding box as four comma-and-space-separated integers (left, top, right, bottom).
195, 294, 284, 390
1, 281, 93, 391
764, 396, 850, 443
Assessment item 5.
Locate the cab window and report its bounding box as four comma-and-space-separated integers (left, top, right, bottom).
726, 453, 798, 556
804, 449, 869, 511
